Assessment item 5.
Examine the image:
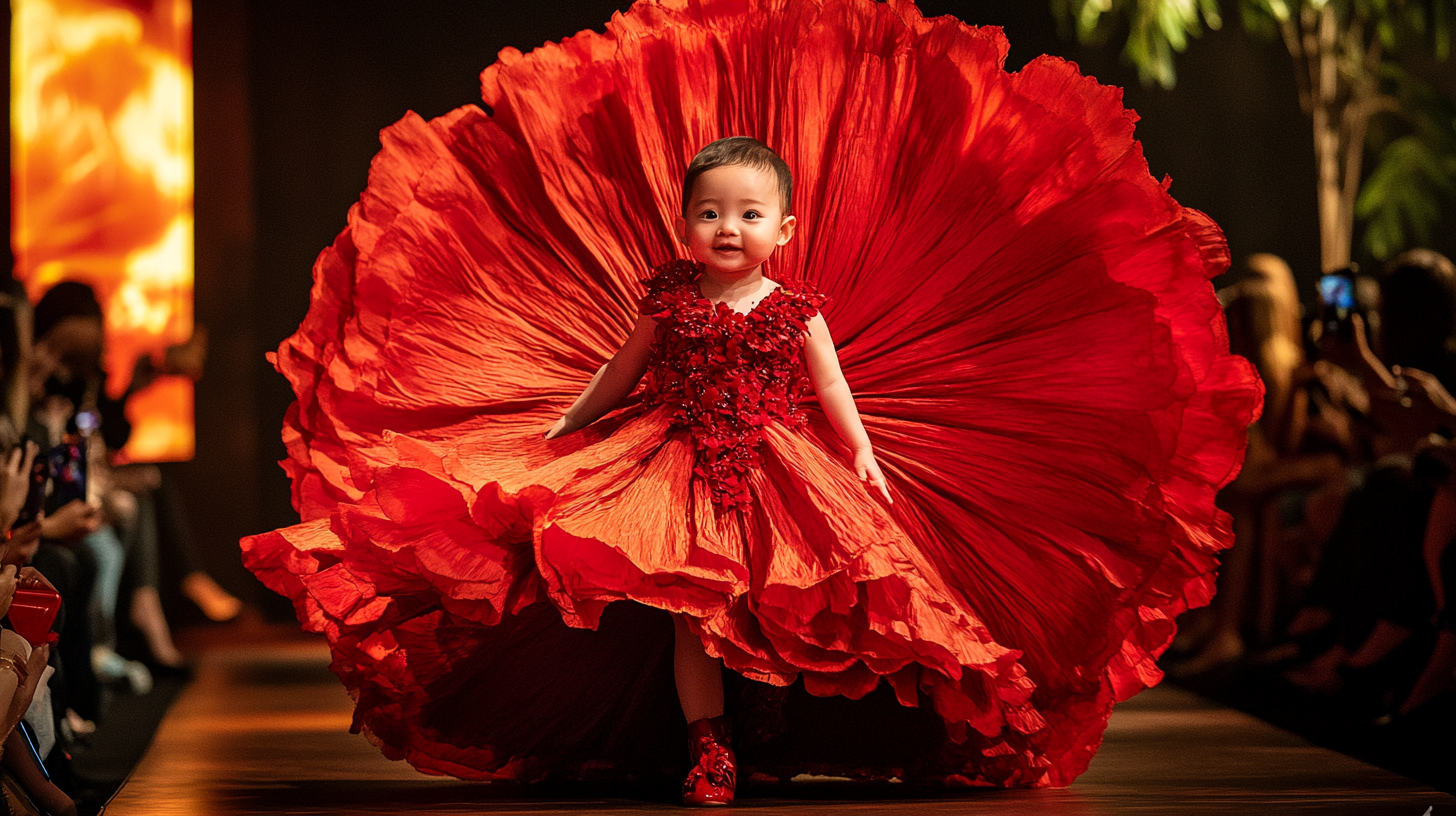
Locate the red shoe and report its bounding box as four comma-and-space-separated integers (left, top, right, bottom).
682, 715, 736, 806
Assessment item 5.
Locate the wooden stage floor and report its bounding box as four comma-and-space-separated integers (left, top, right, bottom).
106, 640, 1455, 815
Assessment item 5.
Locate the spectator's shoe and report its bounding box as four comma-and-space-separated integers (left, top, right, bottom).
1167, 630, 1244, 679
1373, 693, 1453, 731
124, 659, 154, 695
182, 571, 243, 622
59, 707, 96, 749
92, 645, 154, 695
91, 645, 125, 679
682, 715, 735, 806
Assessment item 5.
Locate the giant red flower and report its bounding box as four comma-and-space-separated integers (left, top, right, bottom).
243, 0, 1261, 787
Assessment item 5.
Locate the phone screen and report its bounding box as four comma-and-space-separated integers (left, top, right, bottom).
47, 440, 86, 508
1319, 273, 1355, 314
75, 410, 100, 436
1319, 272, 1357, 342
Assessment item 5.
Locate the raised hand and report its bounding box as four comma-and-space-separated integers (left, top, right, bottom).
40, 499, 101, 543
1392, 366, 1456, 418
6, 521, 42, 565
0, 565, 16, 620
1366, 363, 1456, 446
16, 567, 54, 594
1318, 312, 1397, 390
3, 642, 48, 724
0, 442, 37, 531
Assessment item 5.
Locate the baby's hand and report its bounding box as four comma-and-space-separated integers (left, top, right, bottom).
853, 449, 893, 504
543, 416, 573, 440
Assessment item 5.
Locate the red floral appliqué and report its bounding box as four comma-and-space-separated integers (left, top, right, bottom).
639, 259, 827, 511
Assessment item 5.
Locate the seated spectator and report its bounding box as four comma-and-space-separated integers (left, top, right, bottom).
1174, 255, 1345, 674
0, 285, 76, 816
1379, 442, 1456, 723
29, 281, 235, 688
1281, 250, 1456, 706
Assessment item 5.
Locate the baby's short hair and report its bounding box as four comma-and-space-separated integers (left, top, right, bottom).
680, 137, 793, 215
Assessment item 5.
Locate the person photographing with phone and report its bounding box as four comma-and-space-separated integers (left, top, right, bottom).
0, 287, 77, 816
1275, 251, 1456, 723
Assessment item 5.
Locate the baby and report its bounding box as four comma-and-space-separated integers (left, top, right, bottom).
544, 136, 891, 805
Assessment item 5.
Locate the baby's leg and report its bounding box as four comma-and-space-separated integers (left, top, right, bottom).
672, 613, 724, 722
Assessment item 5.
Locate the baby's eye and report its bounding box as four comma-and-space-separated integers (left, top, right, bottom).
699, 210, 717, 220
744, 211, 761, 220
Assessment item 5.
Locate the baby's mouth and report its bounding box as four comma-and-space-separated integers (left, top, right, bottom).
713, 244, 742, 252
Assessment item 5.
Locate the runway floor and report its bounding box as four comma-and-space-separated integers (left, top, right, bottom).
105, 640, 1455, 815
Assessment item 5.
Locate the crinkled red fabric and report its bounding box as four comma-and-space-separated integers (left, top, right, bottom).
242, 0, 1261, 788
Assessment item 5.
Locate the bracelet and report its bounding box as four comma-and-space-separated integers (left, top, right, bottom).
0, 651, 27, 686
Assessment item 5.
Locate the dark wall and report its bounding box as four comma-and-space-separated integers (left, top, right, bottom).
191, 1, 1442, 610
186, 0, 262, 606
930, 1, 1324, 285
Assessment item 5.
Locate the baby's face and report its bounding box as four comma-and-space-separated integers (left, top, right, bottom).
676, 164, 794, 278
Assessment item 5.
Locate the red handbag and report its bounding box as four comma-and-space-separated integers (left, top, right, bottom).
7, 587, 60, 648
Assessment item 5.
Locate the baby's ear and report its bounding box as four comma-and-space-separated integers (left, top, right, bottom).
673, 213, 688, 244
777, 214, 797, 246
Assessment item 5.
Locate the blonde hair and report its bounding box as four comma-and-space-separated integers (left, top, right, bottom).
1221, 254, 1303, 444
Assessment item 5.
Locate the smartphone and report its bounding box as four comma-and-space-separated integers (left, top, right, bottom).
47, 436, 86, 508
12, 451, 47, 529
75, 409, 100, 437
1319, 265, 1358, 341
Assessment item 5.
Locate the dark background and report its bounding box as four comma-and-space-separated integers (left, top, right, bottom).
106, 1, 1456, 612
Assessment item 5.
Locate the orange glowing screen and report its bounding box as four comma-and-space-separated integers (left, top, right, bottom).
11, 0, 194, 462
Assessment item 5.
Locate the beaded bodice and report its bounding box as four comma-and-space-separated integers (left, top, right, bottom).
638, 259, 828, 511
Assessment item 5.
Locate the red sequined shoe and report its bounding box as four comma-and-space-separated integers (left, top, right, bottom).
682, 715, 736, 806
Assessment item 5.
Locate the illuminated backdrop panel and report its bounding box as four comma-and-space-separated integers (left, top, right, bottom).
11, 0, 194, 462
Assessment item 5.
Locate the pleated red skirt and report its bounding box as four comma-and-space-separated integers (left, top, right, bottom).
243, 0, 1262, 788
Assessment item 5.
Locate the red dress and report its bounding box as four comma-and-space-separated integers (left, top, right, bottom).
242, 0, 1262, 788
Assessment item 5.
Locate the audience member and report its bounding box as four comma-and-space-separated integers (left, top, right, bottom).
1174, 255, 1345, 673
0, 285, 77, 816
1281, 253, 1455, 697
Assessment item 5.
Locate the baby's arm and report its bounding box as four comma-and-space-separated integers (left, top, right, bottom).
803, 313, 892, 504
544, 315, 658, 439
